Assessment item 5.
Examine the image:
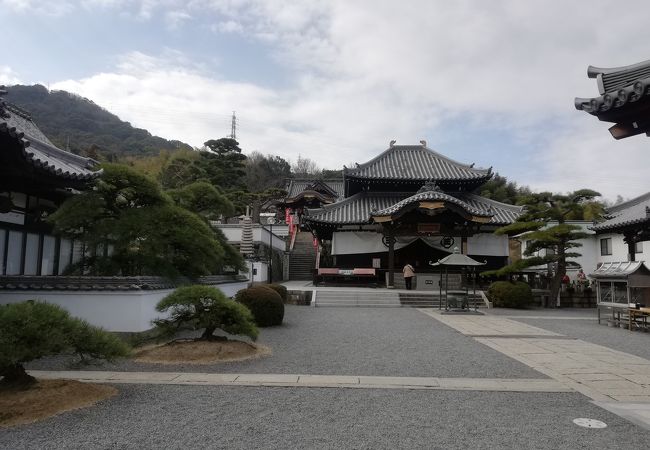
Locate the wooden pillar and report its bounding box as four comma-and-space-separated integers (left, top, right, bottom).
385, 225, 396, 288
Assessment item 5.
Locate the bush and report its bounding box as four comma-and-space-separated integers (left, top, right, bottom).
154, 285, 258, 341
487, 281, 533, 308
0, 301, 131, 386
265, 284, 288, 303
235, 286, 284, 327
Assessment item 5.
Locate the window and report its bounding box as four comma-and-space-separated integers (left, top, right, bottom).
635, 241, 643, 254
600, 238, 612, 256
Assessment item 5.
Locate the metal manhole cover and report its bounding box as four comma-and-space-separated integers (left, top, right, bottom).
573, 418, 607, 428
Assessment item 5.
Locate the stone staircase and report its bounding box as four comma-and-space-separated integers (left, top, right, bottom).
313, 290, 400, 307
399, 291, 484, 308
289, 232, 317, 280
391, 273, 463, 290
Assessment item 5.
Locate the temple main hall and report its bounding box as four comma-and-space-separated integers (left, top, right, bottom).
291, 141, 522, 287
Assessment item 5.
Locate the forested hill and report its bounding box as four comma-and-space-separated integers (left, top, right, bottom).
5, 84, 193, 159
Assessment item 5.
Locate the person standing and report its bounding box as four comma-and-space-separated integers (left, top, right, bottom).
403, 263, 415, 290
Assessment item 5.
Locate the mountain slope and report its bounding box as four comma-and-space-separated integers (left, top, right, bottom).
5, 84, 192, 158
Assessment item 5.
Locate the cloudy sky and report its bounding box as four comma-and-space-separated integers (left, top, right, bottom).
1, 0, 649, 201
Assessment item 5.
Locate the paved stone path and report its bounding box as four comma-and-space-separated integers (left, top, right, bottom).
420, 308, 650, 429
28, 370, 567, 392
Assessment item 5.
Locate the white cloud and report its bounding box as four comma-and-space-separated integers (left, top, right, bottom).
34, 1, 650, 198
0, 66, 21, 85
164, 10, 191, 29
1, 0, 74, 15
212, 20, 243, 34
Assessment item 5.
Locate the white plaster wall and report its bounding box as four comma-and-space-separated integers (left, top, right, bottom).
215, 281, 249, 297
575, 236, 598, 273
0, 281, 250, 333
467, 234, 509, 256
596, 233, 649, 264
247, 261, 269, 283
0, 290, 173, 332
213, 224, 287, 251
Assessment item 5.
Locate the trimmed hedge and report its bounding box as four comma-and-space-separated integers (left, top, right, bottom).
236, 286, 285, 327
265, 284, 288, 303
487, 281, 533, 308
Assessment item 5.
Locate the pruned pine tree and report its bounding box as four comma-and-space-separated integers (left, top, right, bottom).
490, 189, 601, 305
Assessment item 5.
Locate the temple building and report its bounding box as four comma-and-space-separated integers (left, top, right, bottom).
0, 86, 100, 276
575, 59, 650, 139
283, 178, 344, 211
592, 192, 650, 263
299, 141, 523, 287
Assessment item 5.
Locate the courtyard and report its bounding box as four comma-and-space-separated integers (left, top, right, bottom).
4, 305, 650, 449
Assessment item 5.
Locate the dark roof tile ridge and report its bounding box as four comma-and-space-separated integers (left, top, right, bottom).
345, 145, 395, 174
411, 144, 490, 173
346, 143, 491, 176
5, 102, 32, 120
588, 59, 650, 78
458, 192, 525, 211
607, 191, 650, 213
23, 133, 100, 169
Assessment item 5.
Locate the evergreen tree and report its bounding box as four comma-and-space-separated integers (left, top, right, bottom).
489, 189, 601, 305
48, 164, 233, 278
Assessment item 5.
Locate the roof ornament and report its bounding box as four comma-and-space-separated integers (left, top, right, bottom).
389, 140, 396, 147
416, 180, 441, 194
470, 163, 475, 168
420, 140, 427, 147
0, 86, 9, 119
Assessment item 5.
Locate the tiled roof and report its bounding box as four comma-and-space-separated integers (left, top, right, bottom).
304, 191, 521, 225
454, 193, 524, 225
0, 274, 247, 291
305, 192, 407, 225
574, 59, 650, 115
285, 178, 344, 199
589, 261, 650, 279
591, 191, 650, 232
371, 190, 492, 218
0, 90, 99, 181
344, 144, 491, 182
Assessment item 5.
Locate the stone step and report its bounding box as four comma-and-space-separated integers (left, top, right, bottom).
314, 291, 400, 307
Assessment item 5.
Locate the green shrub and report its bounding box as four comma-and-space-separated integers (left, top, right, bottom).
487, 281, 533, 308
154, 285, 258, 341
0, 301, 130, 386
235, 286, 284, 327
68, 319, 131, 362
265, 284, 288, 303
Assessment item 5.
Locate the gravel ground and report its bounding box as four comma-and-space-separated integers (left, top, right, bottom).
2, 384, 648, 450
28, 306, 544, 379
511, 317, 650, 360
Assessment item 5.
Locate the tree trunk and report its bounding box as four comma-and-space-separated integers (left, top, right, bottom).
1, 363, 37, 387
201, 327, 217, 340
550, 243, 568, 308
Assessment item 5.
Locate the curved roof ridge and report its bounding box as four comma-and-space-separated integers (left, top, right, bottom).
348, 144, 489, 174
460, 192, 525, 212
588, 59, 650, 78
371, 190, 491, 218
305, 191, 367, 216
608, 191, 650, 213
345, 143, 491, 181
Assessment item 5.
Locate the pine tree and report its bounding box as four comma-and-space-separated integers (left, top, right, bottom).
490, 189, 601, 305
